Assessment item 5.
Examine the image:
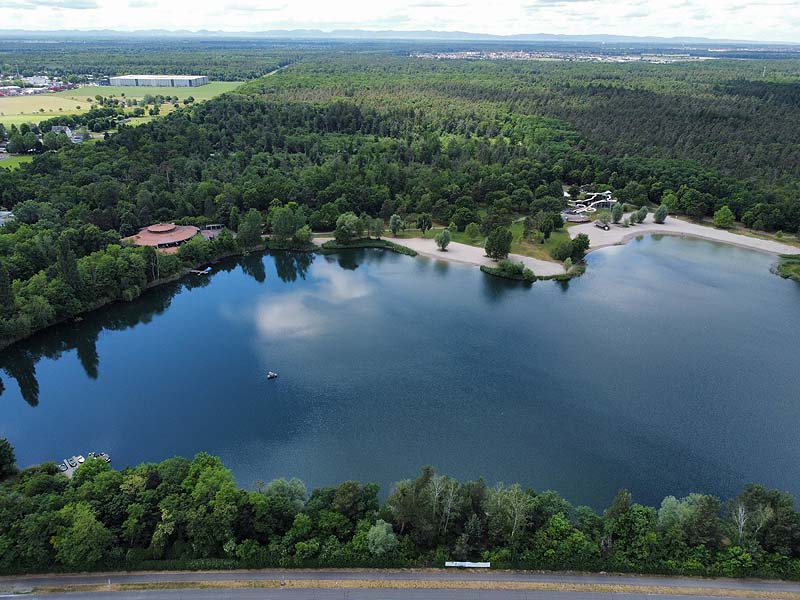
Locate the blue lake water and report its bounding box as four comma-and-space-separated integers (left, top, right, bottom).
1, 235, 799, 509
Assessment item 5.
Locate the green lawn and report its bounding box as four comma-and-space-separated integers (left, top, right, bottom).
778, 256, 800, 283
0, 155, 33, 169
0, 81, 243, 129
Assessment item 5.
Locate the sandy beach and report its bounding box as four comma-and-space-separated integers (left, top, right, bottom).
314, 237, 566, 277
315, 218, 798, 279
568, 217, 800, 256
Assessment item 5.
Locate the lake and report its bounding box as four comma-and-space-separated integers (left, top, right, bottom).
1, 235, 799, 510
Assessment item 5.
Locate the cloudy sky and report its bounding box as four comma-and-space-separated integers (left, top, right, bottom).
2, 0, 798, 43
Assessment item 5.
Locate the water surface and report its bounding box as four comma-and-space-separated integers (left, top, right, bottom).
2, 235, 799, 509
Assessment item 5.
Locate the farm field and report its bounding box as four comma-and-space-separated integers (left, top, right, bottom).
0, 81, 243, 128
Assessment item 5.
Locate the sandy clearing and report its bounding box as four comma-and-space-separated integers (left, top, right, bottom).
313, 237, 565, 276
380, 237, 566, 276
568, 217, 800, 256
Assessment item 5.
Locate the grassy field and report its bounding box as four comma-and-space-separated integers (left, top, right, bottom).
0, 81, 243, 129
0, 154, 33, 169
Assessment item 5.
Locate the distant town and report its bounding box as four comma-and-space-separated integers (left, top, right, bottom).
413, 50, 718, 63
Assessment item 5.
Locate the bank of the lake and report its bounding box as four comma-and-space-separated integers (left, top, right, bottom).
2, 236, 799, 510
569, 217, 800, 257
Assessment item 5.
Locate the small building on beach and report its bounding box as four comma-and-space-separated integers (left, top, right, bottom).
123, 223, 199, 252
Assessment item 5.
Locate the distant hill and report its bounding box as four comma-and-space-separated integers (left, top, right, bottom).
0, 28, 795, 46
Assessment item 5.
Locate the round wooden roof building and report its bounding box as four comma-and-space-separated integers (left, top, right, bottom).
124, 223, 199, 251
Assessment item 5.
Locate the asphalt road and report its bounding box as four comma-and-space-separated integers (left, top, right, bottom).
3, 569, 800, 599
10, 590, 797, 600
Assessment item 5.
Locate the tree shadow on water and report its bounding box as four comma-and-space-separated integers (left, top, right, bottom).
480, 272, 533, 303
240, 253, 267, 283
273, 251, 315, 283
0, 282, 181, 408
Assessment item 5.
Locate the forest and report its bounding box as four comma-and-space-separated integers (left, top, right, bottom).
1, 48, 799, 348
0, 39, 295, 81
1, 439, 800, 578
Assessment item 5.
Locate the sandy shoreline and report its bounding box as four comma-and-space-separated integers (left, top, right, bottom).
568, 217, 800, 256
313, 237, 565, 276
314, 219, 798, 279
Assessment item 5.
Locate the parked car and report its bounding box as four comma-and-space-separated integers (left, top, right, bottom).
594, 220, 610, 231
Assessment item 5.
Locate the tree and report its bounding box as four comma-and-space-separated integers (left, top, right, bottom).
654, 204, 669, 224
270, 206, 297, 241
571, 233, 590, 261
551, 240, 574, 261
334, 212, 363, 244
52, 503, 113, 569
294, 225, 313, 245
714, 206, 735, 229
452, 207, 475, 232
0, 261, 14, 318
661, 190, 679, 212
434, 229, 451, 251
228, 206, 240, 231
465, 222, 480, 241
389, 214, 403, 237
611, 203, 624, 224
0, 438, 16, 481
56, 234, 81, 294
485, 227, 512, 260
636, 206, 648, 223
237, 209, 263, 249
367, 519, 398, 556
417, 213, 433, 235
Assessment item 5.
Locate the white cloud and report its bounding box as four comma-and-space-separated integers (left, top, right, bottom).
3, 0, 798, 42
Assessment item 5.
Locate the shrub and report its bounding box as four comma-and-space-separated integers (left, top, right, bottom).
465, 222, 481, 241
654, 204, 669, 224
551, 240, 574, 261
485, 227, 512, 259
714, 206, 735, 229
611, 203, 624, 224
434, 229, 451, 251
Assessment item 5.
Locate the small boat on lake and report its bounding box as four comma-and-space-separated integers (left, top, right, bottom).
267, 371, 278, 380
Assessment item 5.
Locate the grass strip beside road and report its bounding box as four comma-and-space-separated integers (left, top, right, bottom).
28, 578, 800, 599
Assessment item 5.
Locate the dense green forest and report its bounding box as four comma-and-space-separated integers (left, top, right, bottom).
0, 40, 295, 81
2, 49, 799, 348
1, 439, 800, 578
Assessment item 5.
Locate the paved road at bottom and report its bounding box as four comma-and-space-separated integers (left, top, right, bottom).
13, 590, 787, 600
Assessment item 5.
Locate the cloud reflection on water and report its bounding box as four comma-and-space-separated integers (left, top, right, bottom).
253, 260, 372, 339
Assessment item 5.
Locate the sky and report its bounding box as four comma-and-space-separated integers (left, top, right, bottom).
2, 0, 799, 43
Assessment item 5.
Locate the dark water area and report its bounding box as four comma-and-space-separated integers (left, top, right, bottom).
2, 235, 799, 510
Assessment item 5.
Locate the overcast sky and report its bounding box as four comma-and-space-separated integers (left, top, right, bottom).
3, 0, 798, 43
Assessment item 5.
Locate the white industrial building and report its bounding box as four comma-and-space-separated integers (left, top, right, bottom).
108, 75, 208, 88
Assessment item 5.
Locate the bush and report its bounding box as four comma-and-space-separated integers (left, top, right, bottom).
464, 222, 481, 241
654, 204, 669, 224
611, 203, 624, 224
334, 212, 364, 244
570, 233, 590, 261
485, 227, 512, 259
551, 240, 574, 261
434, 229, 451, 251
714, 206, 735, 229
